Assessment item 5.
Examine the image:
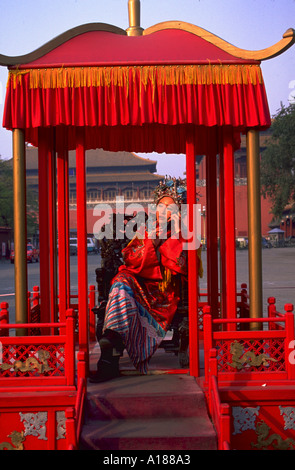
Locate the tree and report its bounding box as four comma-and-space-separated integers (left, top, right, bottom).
0, 157, 39, 236
261, 104, 295, 219
0, 158, 14, 227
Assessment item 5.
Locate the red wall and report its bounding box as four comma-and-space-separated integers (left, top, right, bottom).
234, 186, 273, 237
196, 185, 273, 238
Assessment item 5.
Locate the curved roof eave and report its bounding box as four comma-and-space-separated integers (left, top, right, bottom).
0, 21, 294, 67
0, 23, 127, 66
144, 21, 295, 61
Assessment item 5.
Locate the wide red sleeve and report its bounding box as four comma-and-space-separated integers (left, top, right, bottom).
118, 237, 162, 280
158, 237, 187, 276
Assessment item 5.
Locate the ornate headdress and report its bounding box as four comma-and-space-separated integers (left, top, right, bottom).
153, 177, 187, 207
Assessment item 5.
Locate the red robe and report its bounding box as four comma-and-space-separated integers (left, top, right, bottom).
113, 235, 187, 329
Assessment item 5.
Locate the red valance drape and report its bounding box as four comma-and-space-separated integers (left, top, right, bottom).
3, 63, 271, 153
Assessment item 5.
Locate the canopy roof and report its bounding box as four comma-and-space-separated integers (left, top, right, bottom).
8, 29, 261, 68
2, 22, 294, 154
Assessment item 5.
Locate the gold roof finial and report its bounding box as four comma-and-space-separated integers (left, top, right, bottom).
127, 0, 144, 36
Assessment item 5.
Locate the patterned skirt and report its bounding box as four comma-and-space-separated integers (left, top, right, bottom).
103, 273, 169, 374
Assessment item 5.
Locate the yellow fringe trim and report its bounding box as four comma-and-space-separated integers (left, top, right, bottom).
8, 64, 264, 90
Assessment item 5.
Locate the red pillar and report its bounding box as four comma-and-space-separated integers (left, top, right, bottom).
65, 149, 71, 309
48, 136, 57, 326
206, 152, 219, 318
57, 136, 69, 326
76, 129, 89, 366
38, 128, 51, 324
222, 128, 237, 324
186, 127, 199, 377
219, 150, 226, 318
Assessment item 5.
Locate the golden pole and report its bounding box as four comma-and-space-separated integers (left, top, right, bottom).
13, 129, 28, 335
246, 129, 263, 329
127, 0, 144, 36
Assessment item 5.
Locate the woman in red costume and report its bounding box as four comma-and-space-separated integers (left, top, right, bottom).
90, 178, 188, 383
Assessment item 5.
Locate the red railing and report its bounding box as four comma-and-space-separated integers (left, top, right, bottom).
0, 309, 76, 389
0, 307, 86, 450
267, 296, 285, 330
65, 351, 87, 450
238, 283, 250, 319
3, 284, 250, 340
24, 285, 97, 340
197, 284, 250, 332
27, 286, 42, 335
69, 285, 96, 341
204, 305, 295, 450
75, 351, 87, 443
207, 349, 231, 450
204, 305, 295, 385
0, 287, 91, 449
0, 301, 9, 336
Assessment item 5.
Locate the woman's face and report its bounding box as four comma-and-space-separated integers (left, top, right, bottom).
156, 196, 179, 237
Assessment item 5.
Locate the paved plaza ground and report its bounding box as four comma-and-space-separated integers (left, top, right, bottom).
0, 247, 294, 323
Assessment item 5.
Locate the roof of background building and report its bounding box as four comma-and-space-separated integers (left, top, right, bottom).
26, 171, 162, 185
25, 146, 158, 171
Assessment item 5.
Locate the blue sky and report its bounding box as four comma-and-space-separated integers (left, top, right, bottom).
0, 0, 294, 176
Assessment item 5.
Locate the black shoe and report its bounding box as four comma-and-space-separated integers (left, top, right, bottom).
89, 329, 124, 383
89, 359, 120, 383
103, 329, 125, 356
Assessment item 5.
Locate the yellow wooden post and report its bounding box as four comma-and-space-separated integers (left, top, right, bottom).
246, 129, 263, 329
13, 129, 28, 335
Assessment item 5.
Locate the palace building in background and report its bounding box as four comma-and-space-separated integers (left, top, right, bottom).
24, 138, 283, 241
25, 146, 163, 235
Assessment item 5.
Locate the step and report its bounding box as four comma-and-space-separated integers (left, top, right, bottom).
80, 373, 217, 450
85, 374, 210, 420
80, 416, 217, 450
